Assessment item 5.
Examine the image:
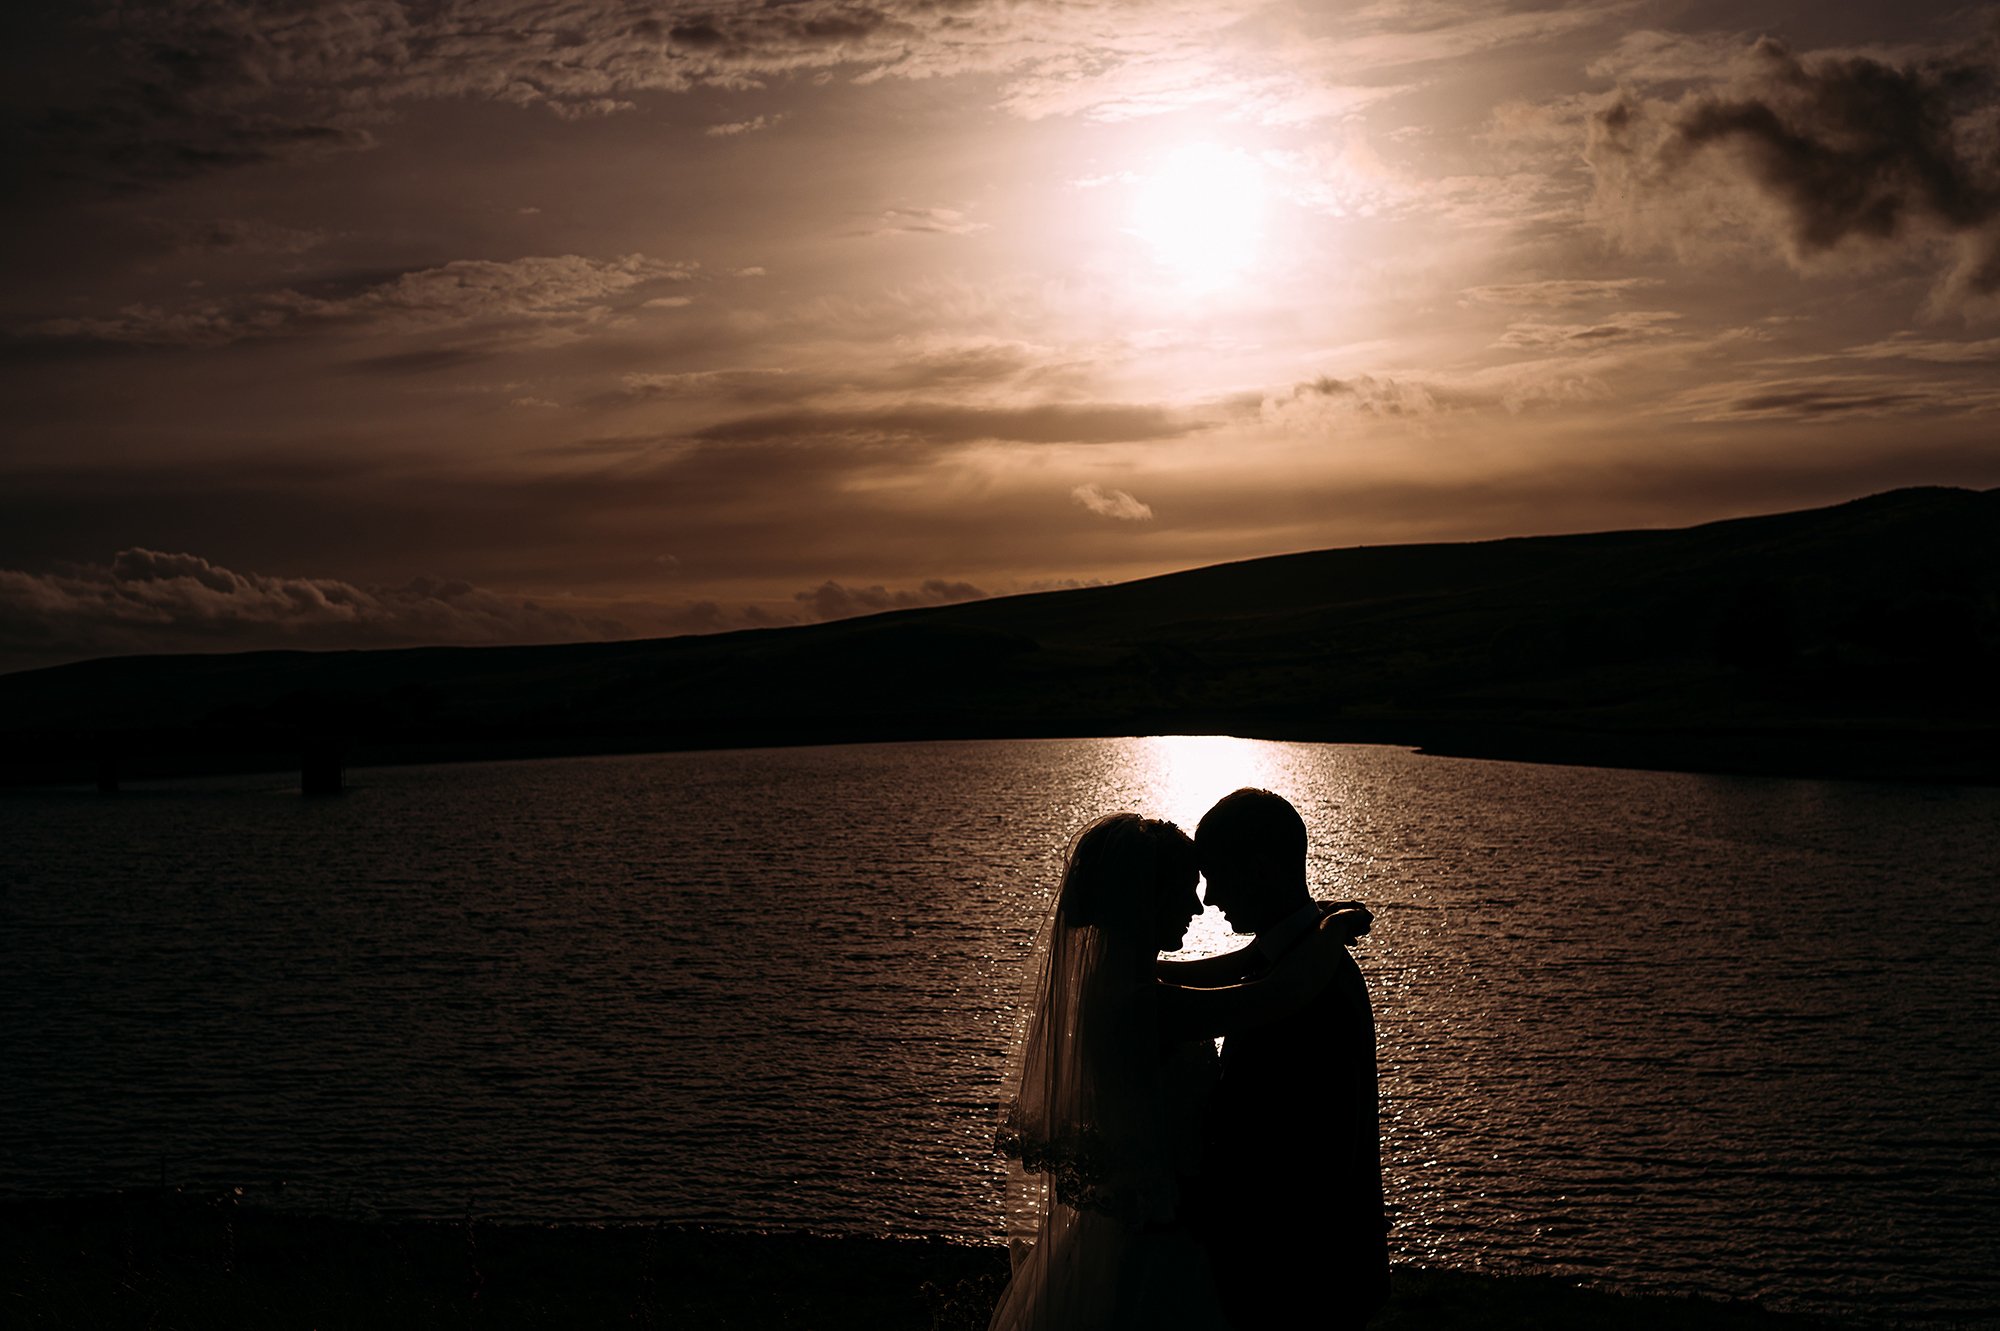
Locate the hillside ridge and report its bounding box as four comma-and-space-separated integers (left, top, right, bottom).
5, 486, 1996, 786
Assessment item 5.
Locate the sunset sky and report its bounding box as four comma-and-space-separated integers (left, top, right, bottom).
3, 0, 1997, 671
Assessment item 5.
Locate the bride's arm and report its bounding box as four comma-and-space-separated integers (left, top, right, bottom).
1153, 900, 1368, 985
1152, 895, 1368, 979
1153, 908, 1371, 1042
1155, 945, 1259, 985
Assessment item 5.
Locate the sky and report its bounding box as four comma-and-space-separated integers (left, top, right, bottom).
3, 0, 1997, 672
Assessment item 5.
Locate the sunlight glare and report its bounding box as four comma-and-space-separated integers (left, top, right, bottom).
1135, 734, 1281, 957
1128, 143, 1268, 292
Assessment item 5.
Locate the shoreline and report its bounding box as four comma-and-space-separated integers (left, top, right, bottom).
7, 717, 1997, 792
3, 1189, 1875, 1330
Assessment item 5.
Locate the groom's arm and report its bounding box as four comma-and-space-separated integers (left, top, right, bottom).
1156, 944, 1260, 984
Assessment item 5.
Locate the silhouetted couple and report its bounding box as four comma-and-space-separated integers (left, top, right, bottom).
989, 789, 1388, 1330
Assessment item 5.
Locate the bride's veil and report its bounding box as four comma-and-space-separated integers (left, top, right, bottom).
994, 814, 1182, 1269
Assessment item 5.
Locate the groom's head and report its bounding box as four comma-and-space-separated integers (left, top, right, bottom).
1195, 788, 1310, 934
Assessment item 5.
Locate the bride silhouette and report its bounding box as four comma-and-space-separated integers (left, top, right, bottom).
988, 813, 1369, 1330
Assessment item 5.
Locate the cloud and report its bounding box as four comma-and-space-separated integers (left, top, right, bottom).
1269, 113, 1596, 229
1313, 0, 1636, 73
160, 217, 331, 256
19, 0, 1634, 191
546, 98, 638, 121
0, 449, 980, 612
792, 577, 988, 621
615, 340, 1079, 409
1586, 29, 1754, 85
1494, 309, 1682, 348
874, 339, 1079, 391
28, 253, 695, 349
1837, 333, 2000, 363
17, 93, 376, 188
1263, 132, 1407, 220
1670, 372, 2000, 422
1586, 34, 2000, 314
869, 207, 989, 237
706, 114, 783, 136
0, 2, 1235, 184
1070, 484, 1154, 521
994, 46, 1397, 126
0, 547, 628, 671
1461, 278, 1666, 307
1263, 373, 1457, 422
622, 368, 803, 403
9, 0, 1654, 194
1259, 350, 1652, 429
689, 401, 1198, 445
991, 0, 1625, 124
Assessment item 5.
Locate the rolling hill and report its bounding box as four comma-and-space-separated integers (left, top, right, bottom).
4, 486, 1996, 785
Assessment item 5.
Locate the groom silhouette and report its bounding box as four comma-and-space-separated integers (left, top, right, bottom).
1189, 788, 1389, 1329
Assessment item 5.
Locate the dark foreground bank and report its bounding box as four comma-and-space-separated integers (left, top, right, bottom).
4, 1190, 1868, 1330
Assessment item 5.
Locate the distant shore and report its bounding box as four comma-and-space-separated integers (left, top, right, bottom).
6, 486, 1998, 793
10, 714, 1996, 793
3, 1190, 1869, 1330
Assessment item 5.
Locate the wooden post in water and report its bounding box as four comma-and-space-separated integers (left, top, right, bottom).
301, 740, 345, 796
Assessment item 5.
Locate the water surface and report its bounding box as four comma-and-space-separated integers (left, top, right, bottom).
3, 739, 1996, 1325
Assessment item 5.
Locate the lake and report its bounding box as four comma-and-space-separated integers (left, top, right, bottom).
2, 738, 1996, 1326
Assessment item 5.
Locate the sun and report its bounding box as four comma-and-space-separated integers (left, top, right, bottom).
1127, 142, 1269, 292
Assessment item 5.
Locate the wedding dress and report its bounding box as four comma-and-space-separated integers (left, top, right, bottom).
988, 817, 1232, 1331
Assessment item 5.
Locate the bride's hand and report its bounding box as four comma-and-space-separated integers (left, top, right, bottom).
1267, 905, 1371, 1003
1318, 905, 1371, 944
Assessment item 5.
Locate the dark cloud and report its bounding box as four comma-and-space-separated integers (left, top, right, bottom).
621, 368, 805, 404
0, 547, 630, 673
24, 254, 694, 350
668, 21, 730, 49
793, 578, 988, 621
0, 0, 1652, 202
1676, 373, 1988, 422
1264, 373, 1460, 420
1730, 387, 1927, 417
690, 402, 1199, 445
160, 217, 330, 256
345, 347, 496, 376
1589, 35, 2000, 309
2, 1, 1246, 188
0, 446, 996, 595
20, 99, 377, 188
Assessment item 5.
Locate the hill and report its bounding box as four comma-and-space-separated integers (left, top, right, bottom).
4, 486, 1996, 785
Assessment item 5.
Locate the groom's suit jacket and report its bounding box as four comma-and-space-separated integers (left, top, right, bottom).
1197, 907, 1389, 1329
